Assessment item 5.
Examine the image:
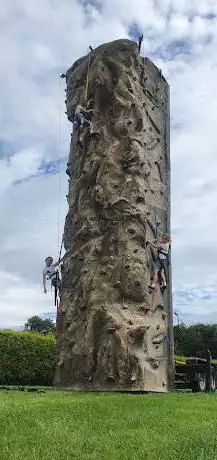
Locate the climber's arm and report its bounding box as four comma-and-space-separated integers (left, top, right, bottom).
80, 105, 93, 114
147, 240, 159, 250
52, 255, 65, 269
43, 271, 47, 294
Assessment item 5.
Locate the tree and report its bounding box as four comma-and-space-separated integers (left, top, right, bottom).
24, 316, 55, 335
174, 323, 217, 358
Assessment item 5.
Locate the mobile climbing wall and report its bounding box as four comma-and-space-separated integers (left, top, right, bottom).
55, 39, 173, 392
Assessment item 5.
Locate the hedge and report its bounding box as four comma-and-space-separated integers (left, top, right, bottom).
0, 330, 56, 386
1, 330, 217, 386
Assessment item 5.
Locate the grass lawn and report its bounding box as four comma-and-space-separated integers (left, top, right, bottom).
0, 391, 217, 460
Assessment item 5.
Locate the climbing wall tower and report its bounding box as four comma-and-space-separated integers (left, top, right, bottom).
55, 39, 173, 392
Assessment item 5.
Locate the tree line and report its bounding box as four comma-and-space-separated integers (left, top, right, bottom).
24, 316, 217, 359
174, 323, 217, 358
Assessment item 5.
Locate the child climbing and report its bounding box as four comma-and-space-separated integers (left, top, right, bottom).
147, 234, 171, 290
43, 256, 63, 305
74, 103, 94, 143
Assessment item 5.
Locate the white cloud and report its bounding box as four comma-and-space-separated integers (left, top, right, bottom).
1, 0, 217, 328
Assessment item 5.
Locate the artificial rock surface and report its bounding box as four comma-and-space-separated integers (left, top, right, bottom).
54, 39, 173, 392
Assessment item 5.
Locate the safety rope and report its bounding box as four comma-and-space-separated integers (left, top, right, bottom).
85, 51, 91, 102
55, 75, 65, 320
154, 206, 158, 239
57, 76, 62, 256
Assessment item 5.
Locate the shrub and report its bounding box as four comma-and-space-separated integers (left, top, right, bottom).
0, 330, 56, 386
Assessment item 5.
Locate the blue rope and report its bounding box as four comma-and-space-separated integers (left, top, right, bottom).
154, 206, 158, 239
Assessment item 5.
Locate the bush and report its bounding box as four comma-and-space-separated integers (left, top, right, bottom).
0, 330, 56, 386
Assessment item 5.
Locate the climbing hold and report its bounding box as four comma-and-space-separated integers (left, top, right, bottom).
152, 106, 155, 111
127, 120, 133, 125
130, 375, 136, 382
128, 319, 133, 325
156, 325, 160, 330
131, 103, 136, 108
144, 189, 148, 193
136, 196, 145, 203
162, 313, 166, 320
114, 184, 118, 189
60, 73, 66, 78
123, 304, 128, 310
153, 336, 164, 345
154, 304, 164, 312
149, 127, 152, 131
100, 269, 106, 275
135, 280, 141, 287
133, 248, 138, 254
147, 325, 150, 330
141, 162, 145, 166
83, 269, 88, 274
151, 189, 154, 193
113, 281, 121, 288
66, 168, 70, 177
143, 102, 146, 107
162, 381, 166, 387
160, 190, 164, 195
128, 228, 136, 235
157, 137, 161, 142
88, 376, 92, 382
64, 99, 67, 104
125, 264, 130, 269
107, 327, 116, 333
107, 375, 115, 381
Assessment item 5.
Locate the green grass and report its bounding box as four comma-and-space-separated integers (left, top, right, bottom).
1, 391, 217, 460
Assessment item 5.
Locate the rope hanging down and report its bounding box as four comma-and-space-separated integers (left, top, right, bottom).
85, 50, 91, 102
154, 206, 158, 239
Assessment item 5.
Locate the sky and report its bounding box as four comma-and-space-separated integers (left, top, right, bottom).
1, 0, 217, 329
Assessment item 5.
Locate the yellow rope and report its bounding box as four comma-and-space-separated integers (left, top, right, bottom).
85, 52, 91, 102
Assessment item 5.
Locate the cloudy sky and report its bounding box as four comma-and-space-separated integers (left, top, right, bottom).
0, 0, 217, 328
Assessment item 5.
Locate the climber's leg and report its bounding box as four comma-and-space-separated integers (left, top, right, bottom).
52, 276, 60, 306
83, 117, 94, 134
160, 267, 167, 287
74, 113, 84, 129
150, 268, 159, 290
